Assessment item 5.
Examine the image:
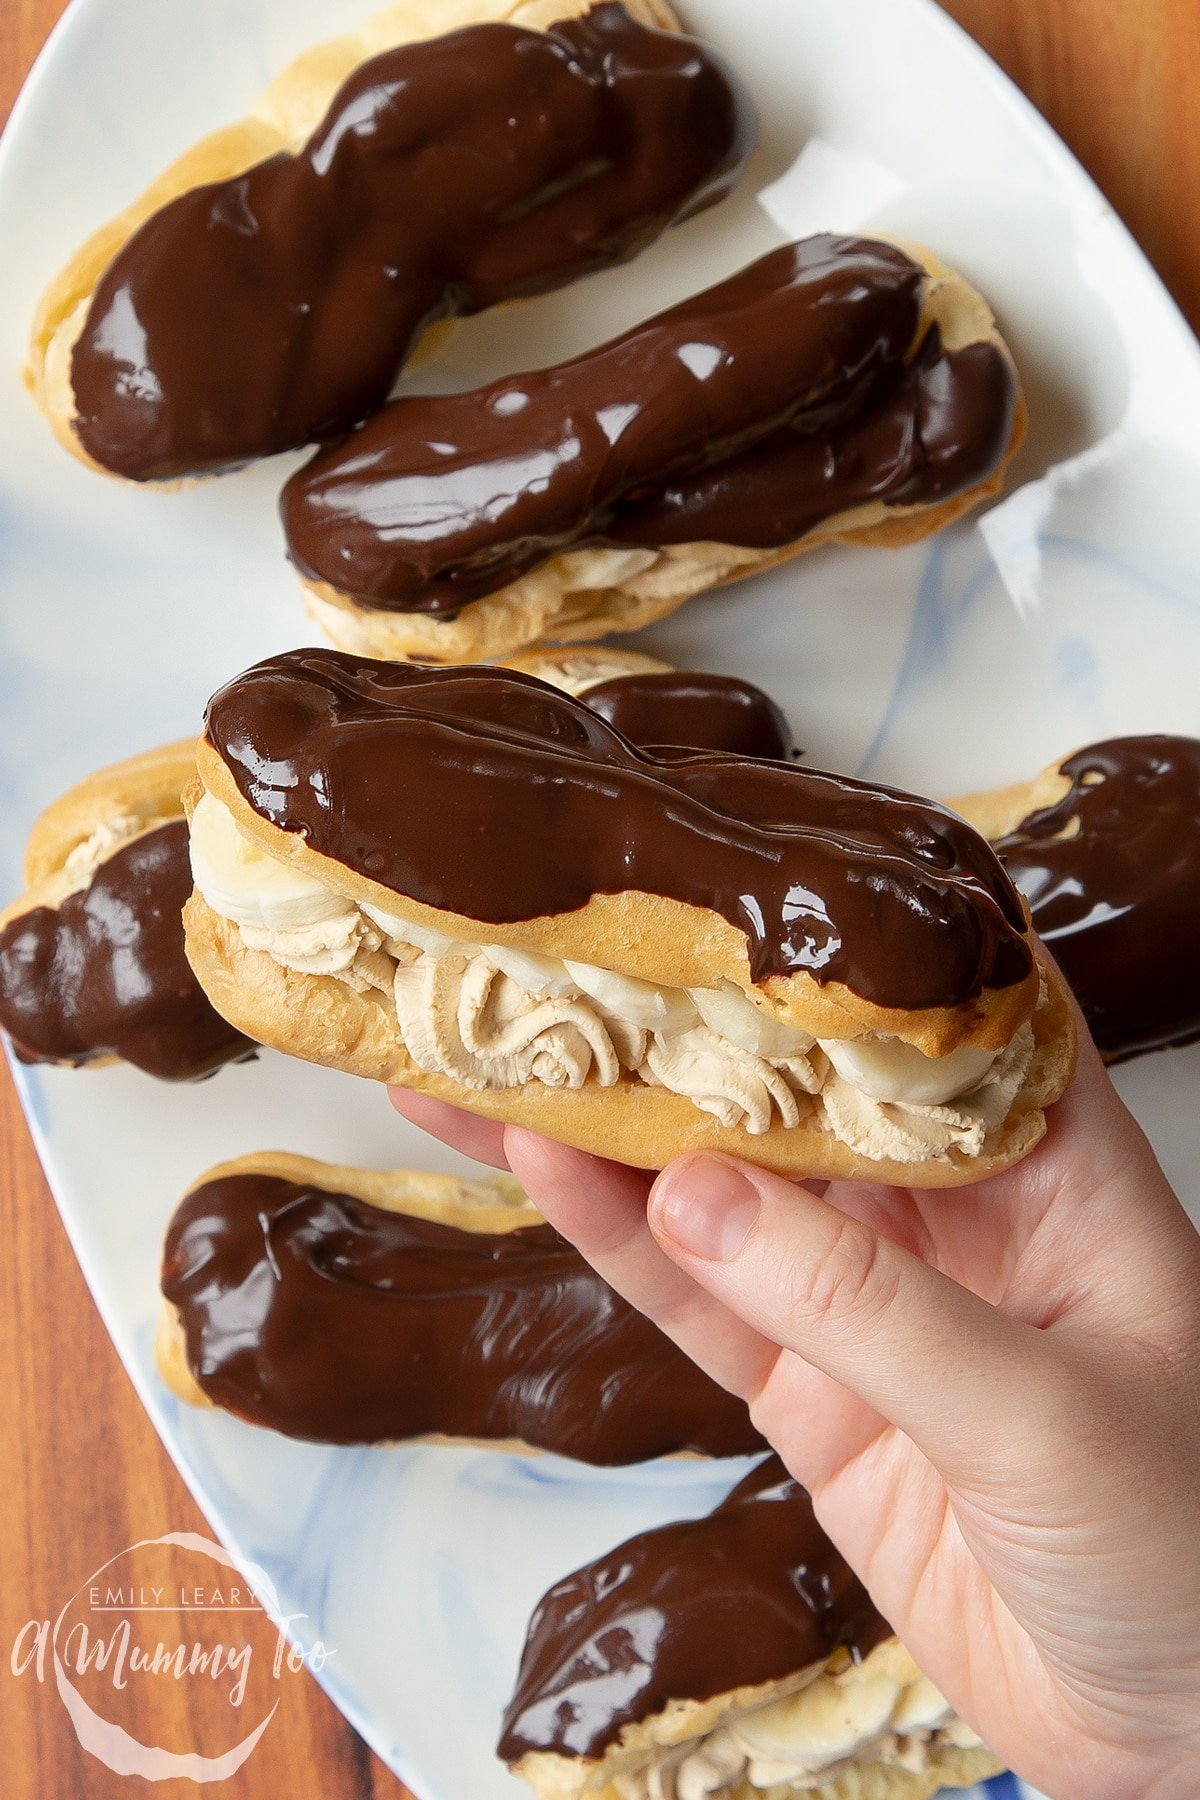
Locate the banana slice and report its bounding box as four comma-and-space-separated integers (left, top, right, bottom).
732, 1670, 902, 1770
691, 981, 816, 1059
892, 1674, 955, 1734
485, 942, 579, 997
361, 902, 464, 958
189, 791, 351, 930
565, 960, 700, 1033
819, 1035, 999, 1105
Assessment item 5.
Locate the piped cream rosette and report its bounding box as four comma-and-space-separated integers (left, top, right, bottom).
26, 0, 679, 478
183, 729, 1074, 1185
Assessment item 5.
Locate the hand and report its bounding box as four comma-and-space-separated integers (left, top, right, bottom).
390, 1022, 1200, 1800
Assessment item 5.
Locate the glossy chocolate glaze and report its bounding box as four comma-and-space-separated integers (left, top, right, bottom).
609, 330, 1016, 549
498, 1454, 889, 1761
283, 235, 929, 611
204, 650, 1033, 1008
0, 821, 250, 1080
71, 5, 752, 480
581, 671, 795, 759
161, 1170, 763, 1457
995, 735, 1200, 1061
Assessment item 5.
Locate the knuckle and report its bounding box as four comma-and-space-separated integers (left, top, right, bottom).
787, 1211, 900, 1335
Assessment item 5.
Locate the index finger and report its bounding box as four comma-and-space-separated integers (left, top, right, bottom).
388, 1088, 512, 1170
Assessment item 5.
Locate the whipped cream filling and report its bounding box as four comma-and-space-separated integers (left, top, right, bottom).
611, 1656, 985, 1800
60, 813, 150, 891
517, 651, 669, 698
190, 791, 1034, 1161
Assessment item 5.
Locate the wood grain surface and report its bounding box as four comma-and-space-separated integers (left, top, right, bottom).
2, 2, 1198, 1795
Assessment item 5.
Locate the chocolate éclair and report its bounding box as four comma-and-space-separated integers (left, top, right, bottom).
183, 652, 1074, 1183
284, 233, 1024, 663
953, 734, 1200, 1063
0, 743, 250, 1080
156, 1151, 763, 1461
498, 1455, 1001, 1799
28, 0, 752, 481
501, 645, 797, 760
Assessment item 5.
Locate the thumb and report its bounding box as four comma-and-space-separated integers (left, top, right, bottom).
648, 1153, 1059, 1484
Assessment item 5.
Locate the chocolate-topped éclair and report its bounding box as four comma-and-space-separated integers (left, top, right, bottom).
201, 651, 1028, 1004
158, 1156, 762, 1459
582, 673, 795, 761
955, 735, 1200, 1063
612, 327, 1016, 550
0, 744, 251, 1081
184, 653, 1074, 1184
498, 1455, 1000, 1797
501, 644, 796, 760
36, 2, 752, 480
582, 673, 798, 763
283, 233, 1023, 663
285, 235, 927, 612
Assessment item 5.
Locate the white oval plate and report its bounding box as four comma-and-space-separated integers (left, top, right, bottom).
1, 1, 1197, 1795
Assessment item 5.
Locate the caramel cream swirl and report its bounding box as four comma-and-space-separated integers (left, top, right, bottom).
190, 790, 1037, 1160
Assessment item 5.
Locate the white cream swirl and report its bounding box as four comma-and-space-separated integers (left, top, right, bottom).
60, 813, 154, 891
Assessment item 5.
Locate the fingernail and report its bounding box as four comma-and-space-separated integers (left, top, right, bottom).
649, 1158, 760, 1262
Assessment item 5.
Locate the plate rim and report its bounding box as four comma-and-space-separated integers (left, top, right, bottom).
2, 2, 1194, 1796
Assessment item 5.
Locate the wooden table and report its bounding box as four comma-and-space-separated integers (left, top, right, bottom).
2, 3, 1198, 1793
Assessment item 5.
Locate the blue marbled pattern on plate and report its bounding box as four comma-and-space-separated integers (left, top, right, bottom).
1, 0, 1197, 1794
